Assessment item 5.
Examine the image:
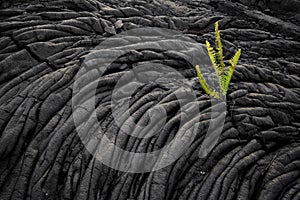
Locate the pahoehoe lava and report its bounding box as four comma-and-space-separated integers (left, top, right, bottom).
0, 0, 300, 199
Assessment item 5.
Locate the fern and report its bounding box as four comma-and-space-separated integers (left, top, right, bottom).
205, 40, 219, 75
215, 22, 225, 72
195, 65, 220, 99
195, 21, 241, 98
206, 40, 223, 95
223, 48, 241, 93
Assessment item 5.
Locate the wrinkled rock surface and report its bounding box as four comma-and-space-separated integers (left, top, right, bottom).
0, 0, 299, 199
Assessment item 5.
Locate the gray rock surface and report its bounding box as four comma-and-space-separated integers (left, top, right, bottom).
0, 0, 299, 199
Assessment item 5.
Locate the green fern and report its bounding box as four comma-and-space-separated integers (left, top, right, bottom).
223, 48, 241, 94
205, 40, 219, 75
195, 65, 220, 99
195, 21, 241, 98
215, 21, 225, 72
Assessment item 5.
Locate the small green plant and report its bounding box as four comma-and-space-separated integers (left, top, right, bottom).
195, 21, 241, 99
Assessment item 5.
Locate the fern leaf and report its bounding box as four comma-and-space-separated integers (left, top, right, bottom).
222, 49, 241, 93
215, 21, 225, 72
229, 48, 241, 68
206, 40, 220, 75
206, 40, 223, 94
195, 65, 212, 94
221, 73, 230, 95
195, 65, 220, 99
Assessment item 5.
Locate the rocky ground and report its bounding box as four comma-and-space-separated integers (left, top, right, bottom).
0, 0, 300, 199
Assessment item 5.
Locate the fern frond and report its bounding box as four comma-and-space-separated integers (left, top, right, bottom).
206, 40, 223, 94
195, 65, 220, 99
221, 73, 230, 95
215, 21, 225, 72
195, 65, 212, 95
229, 48, 241, 68
222, 48, 241, 93
206, 40, 220, 75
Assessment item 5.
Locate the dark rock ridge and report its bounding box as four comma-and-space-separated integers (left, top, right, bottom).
0, 0, 300, 199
